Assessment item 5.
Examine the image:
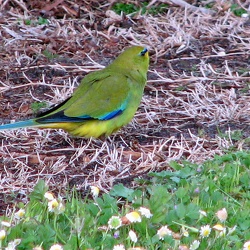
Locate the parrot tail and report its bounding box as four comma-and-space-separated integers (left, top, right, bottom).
0, 119, 38, 131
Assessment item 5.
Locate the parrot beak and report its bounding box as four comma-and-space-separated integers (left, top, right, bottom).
140, 48, 148, 56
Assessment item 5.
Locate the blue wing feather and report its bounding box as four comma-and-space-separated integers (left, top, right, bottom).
98, 109, 123, 120
36, 107, 125, 123
35, 96, 129, 124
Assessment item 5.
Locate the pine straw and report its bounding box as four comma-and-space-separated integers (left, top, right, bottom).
0, 1, 250, 208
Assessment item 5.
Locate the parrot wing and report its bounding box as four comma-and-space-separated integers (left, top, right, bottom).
36, 70, 131, 123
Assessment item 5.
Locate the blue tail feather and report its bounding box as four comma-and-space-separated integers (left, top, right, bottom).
0, 119, 37, 131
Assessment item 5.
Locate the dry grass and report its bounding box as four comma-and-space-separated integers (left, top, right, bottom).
0, 0, 250, 211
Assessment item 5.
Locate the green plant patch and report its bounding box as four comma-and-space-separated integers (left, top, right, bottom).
112, 2, 168, 15
0, 151, 249, 249
31, 102, 48, 114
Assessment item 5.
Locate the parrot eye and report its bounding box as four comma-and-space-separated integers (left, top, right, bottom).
140, 48, 148, 56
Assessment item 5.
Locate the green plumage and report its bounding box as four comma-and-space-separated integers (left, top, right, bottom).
0, 46, 149, 138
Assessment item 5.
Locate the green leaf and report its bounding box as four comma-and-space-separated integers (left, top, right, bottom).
186, 203, 199, 220
175, 203, 186, 219
109, 184, 134, 200
29, 179, 48, 201
175, 187, 188, 199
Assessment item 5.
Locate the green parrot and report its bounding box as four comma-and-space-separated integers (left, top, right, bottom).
0, 46, 149, 138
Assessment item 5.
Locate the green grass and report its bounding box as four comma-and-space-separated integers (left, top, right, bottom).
23, 17, 49, 26
230, 4, 248, 17
30, 102, 48, 114
112, 2, 168, 15
0, 151, 249, 249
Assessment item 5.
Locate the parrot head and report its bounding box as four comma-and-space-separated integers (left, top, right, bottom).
108, 46, 149, 74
